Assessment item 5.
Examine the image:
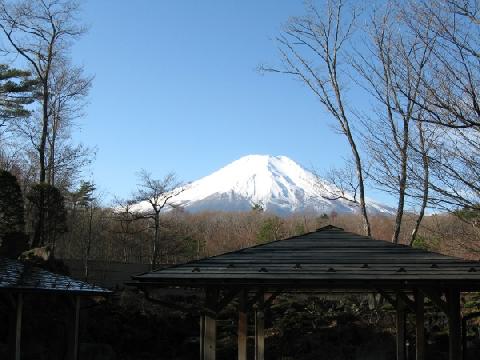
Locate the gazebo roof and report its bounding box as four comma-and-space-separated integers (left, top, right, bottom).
133, 225, 480, 292
0, 256, 111, 295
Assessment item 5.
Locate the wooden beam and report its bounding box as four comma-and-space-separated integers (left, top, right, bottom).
264, 290, 281, 308
216, 288, 240, 312
447, 289, 461, 360
420, 288, 448, 314
397, 292, 416, 313
238, 289, 247, 360
415, 290, 425, 360
396, 295, 406, 360
377, 289, 397, 308
255, 291, 265, 360
67, 296, 81, 360
246, 289, 265, 310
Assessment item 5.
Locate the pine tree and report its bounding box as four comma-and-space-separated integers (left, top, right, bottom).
0, 64, 37, 123
27, 183, 67, 248
0, 170, 28, 257
0, 169, 25, 237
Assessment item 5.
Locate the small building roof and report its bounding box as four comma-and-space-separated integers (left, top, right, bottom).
0, 256, 111, 295
132, 225, 480, 292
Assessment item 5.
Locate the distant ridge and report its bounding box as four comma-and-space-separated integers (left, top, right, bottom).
135, 155, 394, 216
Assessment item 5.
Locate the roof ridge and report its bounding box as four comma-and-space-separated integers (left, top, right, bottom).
316, 224, 344, 232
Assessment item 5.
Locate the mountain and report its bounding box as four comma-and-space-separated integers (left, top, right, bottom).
135, 155, 394, 216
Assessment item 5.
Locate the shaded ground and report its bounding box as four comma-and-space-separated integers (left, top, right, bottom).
83, 291, 480, 360
1, 287, 480, 359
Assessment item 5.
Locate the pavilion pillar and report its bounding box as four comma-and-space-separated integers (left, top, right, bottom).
447, 289, 461, 360
238, 289, 248, 360
396, 295, 406, 360
415, 291, 425, 360
67, 296, 81, 360
200, 288, 217, 360
255, 292, 265, 360
200, 313, 217, 360
8, 293, 23, 360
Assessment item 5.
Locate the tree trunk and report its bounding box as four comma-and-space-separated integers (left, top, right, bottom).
346, 126, 371, 237
151, 214, 160, 270
32, 82, 50, 248
392, 119, 409, 244
84, 206, 93, 281
334, 75, 371, 237
410, 123, 429, 246
47, 114, 58, 187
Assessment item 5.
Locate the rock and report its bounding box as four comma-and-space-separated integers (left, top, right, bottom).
80, 343, 116, 360
19, 245, 52, 262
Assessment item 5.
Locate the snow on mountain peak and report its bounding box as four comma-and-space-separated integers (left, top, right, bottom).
135, 154, 393, 215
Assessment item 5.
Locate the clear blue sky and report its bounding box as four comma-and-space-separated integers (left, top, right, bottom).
72, 1, 389, 204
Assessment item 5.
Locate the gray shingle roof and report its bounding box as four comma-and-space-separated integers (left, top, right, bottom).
0, 256, 111, 295
132, 225, 480, 291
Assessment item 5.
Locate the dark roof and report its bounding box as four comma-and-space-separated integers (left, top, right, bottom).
133, 225, 480, 292
0, 257, 111, 295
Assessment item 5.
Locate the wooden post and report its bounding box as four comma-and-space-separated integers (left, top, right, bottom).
415, 291, 425, 360
14, 293, 22, 360
200, 314, 206, 360
255, 291, 265, 360
200, 288, 217, 360
204, 315, 216, 360
67, 296, 81, 360
8, 293, 23, 360
396, 295, 406, 360
238, 289, 248, 360
447, 289, 461, 360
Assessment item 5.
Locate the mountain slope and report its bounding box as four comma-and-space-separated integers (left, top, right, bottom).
135, 155, 393, 215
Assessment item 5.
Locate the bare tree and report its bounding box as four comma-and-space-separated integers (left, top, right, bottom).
0, 0, 86, 247
110, 197, 148, 263
0, 0, 86, 184
69, 181, 96, 280
313, 158, 365, 207
261, 0, 372, 236
399, 0, 480, 213
351, 5, 433, 243
46, 58, 93, 186
134, 170, 183, 269
401, 0, 480, 129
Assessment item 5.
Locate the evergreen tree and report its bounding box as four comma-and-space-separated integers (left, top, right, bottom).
0, 64, 36, 124
257, 216, 284, 243
0, 170, 27, 258
251, 202, 264, 213
0, 169, 25, 237
27, 183, 67, 248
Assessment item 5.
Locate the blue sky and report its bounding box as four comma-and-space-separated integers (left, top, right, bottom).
71, 1, 388, 204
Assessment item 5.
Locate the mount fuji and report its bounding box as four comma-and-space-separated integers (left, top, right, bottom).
135, 155, 394, 216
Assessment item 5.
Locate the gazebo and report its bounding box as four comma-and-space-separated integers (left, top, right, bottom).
132, 225, 480, 360
0, 256, 111, 360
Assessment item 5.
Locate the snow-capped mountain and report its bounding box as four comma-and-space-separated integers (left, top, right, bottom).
135, 155, 394, 215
